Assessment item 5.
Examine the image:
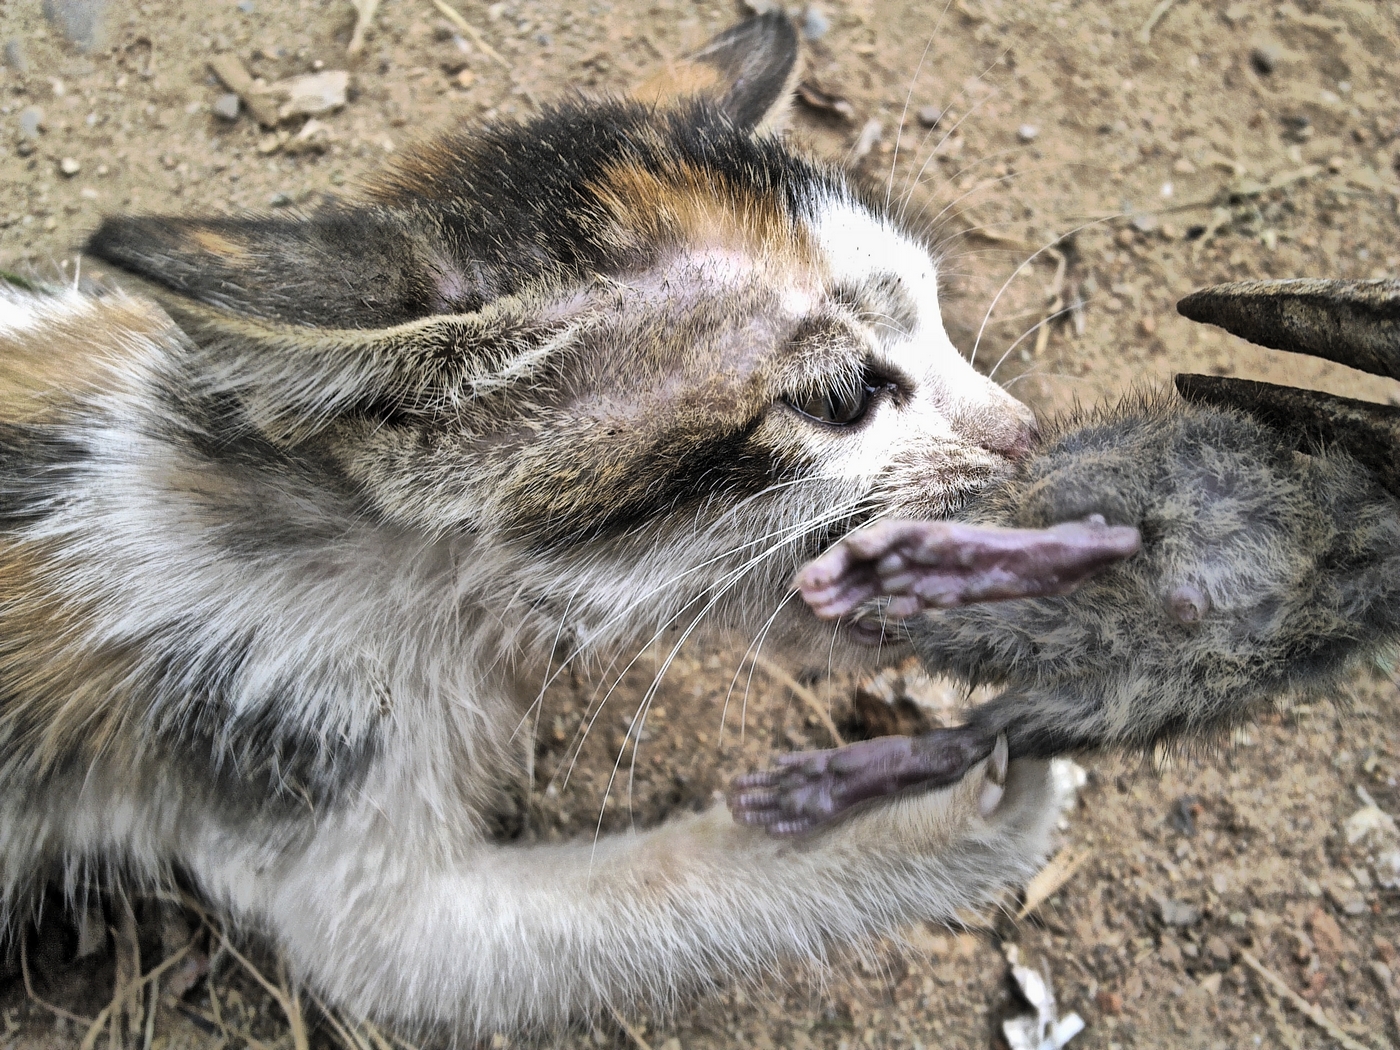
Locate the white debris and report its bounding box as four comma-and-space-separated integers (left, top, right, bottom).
271, 70, 350, 120
1050, 757, 1087, 828
1345, 804, 1396, 845
1002, 945, 1085, 1050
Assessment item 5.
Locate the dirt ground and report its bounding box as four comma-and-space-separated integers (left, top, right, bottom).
1, 0, 1399, 1047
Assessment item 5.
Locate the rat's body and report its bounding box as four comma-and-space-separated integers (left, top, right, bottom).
733, 313, 1400, 835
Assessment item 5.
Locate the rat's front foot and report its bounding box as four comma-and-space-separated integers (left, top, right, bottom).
796, 518, 1141, 622
728, 729, 1004, 836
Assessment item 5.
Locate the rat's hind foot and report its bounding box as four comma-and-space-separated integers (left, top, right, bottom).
796, 518, 1141, 622
728, 729, 1002, 836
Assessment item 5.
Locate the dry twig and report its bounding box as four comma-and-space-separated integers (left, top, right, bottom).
1240, 950, 1384, 1050
1137, 0, 1181, 43
607, 1001, 655, 1050
78, 934, 198, 1050
207, 927, 309, 1050
1016, 845, 1090, 920
347, 0, 380, 56
21, 936, 96, 1026
748, 652, 845, 746
429, 0, 510, 69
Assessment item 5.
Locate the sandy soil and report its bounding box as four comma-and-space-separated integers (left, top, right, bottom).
1, 0, 1398, 1048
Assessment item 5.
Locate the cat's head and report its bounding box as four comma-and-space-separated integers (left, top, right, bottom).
86, 14, 1033, 654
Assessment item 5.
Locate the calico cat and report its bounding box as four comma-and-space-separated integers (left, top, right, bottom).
0, 13, 1061, 1037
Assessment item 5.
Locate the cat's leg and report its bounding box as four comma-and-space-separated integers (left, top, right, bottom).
187, 751, 1057, 1036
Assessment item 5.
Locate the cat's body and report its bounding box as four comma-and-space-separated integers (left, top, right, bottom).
0, 15, 1060, 1035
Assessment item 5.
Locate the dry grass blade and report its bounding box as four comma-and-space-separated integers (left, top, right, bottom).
347, 0, 380, 55
747, 652, 845, 746
428, 0, 510, 69
309, 990, 371, 1050
1016, 845, 1090, 920
207, 927, 309, 1050
1137, 0, 1181, 43
78, 935, 199, 1050
606, 1001, 654, 1050
21, 936, 96, 1025
1033, 247, 1067, 358
1240, 951, 1385, 1050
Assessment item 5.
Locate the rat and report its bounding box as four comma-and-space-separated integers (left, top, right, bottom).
731, 278, 1400, 835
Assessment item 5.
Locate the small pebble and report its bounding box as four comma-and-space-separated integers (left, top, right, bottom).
1159, 898, 1200, 927
4, 38, 28, 74
268, 191, 293, 207
212, 93, 241, 120
42, 0, 106, 52
801, 5, 829, 41
1249, 43, 1280, 76
455, 68, 476, 89
1139, 315, 1156, 336
1017, 123, 1039, 143
1095, 990, 1123, 1016
237, 0, 255, 12
58, 156, 80, 176
916, 105, 942, 128
18, 105, 44, 138
1131, 212, 1158, 233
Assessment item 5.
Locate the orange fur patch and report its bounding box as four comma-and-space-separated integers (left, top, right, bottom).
589, 157, 812, 263
190, 227, 252, 262
0, 538, 140, 777
0, 294, 171, 423
632, 60, 725, 108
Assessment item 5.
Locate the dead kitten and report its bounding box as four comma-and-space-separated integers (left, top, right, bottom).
732, 279, 1400, 834
0, 14, 1061, 1038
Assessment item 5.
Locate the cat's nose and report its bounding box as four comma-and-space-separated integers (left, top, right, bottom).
979, 403, 1038, 461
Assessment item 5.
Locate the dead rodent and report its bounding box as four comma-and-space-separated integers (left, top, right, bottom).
732, 278, 1400, 835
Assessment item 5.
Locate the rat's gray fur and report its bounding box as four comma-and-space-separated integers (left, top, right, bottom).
915, 391, 1400, 758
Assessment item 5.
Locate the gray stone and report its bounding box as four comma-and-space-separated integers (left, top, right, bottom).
1249, 43, 1280, 76
801, 5, 829, 41
1159, 898, 1201, 927
41, 0, 106, 52
4, 38, 29, 74
212, 93, 241, 121
18, 105, 44, 138
917, 105, 942, 128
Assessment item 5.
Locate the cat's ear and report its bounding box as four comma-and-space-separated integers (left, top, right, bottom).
633, 12, 801, 133
86, 209, 452, 330
168, 294, 572, 441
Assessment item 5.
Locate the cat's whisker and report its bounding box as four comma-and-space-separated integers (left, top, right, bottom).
969, 215, 1118, 368
884, 4, 951, 213
587, 500, 870, 845
558, 494, 876, 794
986, 300, 1083, 382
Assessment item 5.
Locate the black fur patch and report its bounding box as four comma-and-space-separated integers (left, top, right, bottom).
143, 630, 381, 815
0, 425, 89, 529
87, 100, 844, 332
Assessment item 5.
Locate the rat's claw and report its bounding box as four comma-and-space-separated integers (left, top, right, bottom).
978, 735, 1010, 816
989, 733, 1008, 785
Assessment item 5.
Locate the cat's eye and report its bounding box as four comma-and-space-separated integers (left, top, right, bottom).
786, 370, 897, 428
